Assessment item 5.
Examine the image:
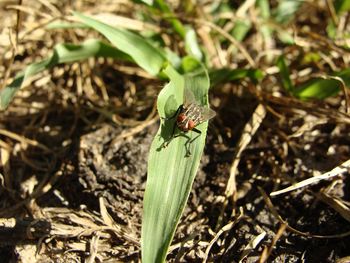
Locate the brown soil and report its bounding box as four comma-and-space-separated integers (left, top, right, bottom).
1, 1, 350, 263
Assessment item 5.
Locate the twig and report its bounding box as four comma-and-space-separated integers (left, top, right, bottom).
259, 223, 287, 263
203, 210, 243, 263
217, 104, 266, 229
270, 158, 350, 196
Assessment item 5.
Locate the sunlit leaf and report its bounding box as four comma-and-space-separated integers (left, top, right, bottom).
334, 0, 350, 13
293, 68, 350, 99
139, 0, 154, 5
74, 12, 167, 76
142, 60, 211, 263
276, 30, 294, 44
185, 27, 203, 61
273, 0, 304, 24
301, 52, 321, 64
257, 0, 270, 18
231, 19, 251, 42
293, 78, 340, 100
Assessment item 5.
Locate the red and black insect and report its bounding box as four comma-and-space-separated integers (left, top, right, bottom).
174, 88, 216, 134
164, 88, 215, 152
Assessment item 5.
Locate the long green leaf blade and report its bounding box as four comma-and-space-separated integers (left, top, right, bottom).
209, 68, 264, 87
142, 61, 210, 263
73, 12, 166, 76
277, 55, 294, 92
153, 0, 186, 38
294, 78, 341, 99
0, 39, 131, 110
293, 68, 350, 99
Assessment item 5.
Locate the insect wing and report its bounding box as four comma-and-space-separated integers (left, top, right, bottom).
198, 107, 216, 123
183, 87, 196, 107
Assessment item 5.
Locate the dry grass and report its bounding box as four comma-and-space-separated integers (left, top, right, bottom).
1, 0, 350, 262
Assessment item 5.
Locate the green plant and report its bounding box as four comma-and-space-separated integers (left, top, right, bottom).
0, 10, 215, 263
2, 1, 350, 262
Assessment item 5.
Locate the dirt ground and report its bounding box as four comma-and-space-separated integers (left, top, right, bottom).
1, 1, 350, 263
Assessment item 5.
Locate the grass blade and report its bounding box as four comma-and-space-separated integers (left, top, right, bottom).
293, 68, 350, 99
73, 12, 167, 76
209, 68, 264, 86
335, 0, 350, 13
277, 55, 293, 92
142, 60, 211, 263
273, 0, 304, 24
153, 0, 186, 38
294, 78, 341, 99
0, 39, 131, 110
185, 27, 203, 61
141, 0, 154, 5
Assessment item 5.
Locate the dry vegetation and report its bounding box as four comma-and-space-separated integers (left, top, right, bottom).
0, 0, 350, 262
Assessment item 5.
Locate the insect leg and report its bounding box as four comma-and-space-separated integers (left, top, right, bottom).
192, 127, 202, 134
184, 131, 201, 157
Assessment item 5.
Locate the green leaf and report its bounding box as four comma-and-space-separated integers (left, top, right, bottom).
301, 52, 321, 64
293, 79, 341, 100
153, 0, 186, 38
181, 56, 203, 73
209, 68, 264, 86
276, 30, 295, 44
334, 0, 350, 13
257, 0, 270, 19
74, 12, 167, 76
336, 68, 350, 85
256, 0, 276, 57
142, 62, 211, 263
326, 21, 337, 39
273, 0, 304, 24
0, 39, 131, 110
184, 27, 203, 61
231, 19, 251, 42
276, 55, 293, 92
140, 0, 154, 5
293, 68, 350, 99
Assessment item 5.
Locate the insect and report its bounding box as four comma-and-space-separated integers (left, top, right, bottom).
163, 88, 216, 155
